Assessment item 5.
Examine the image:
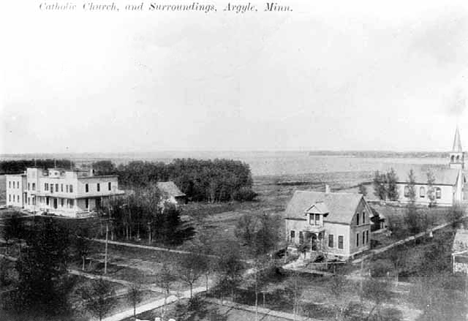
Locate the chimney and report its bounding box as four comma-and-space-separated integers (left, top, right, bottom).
325, 184, 330, 193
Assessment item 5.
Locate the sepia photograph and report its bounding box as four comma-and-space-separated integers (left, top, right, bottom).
1, 0, 468, 320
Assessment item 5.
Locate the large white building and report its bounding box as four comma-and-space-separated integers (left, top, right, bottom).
5, 167, 125, 218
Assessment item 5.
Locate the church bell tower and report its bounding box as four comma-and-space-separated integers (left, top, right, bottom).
449, 126, 465, 169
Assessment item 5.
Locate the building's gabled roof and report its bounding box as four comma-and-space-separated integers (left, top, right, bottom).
391, 166, 461, 186
453, 126, 463, 152
306, 202, 329, 214
157, 181, 186, 198
453, 229, 468, 253
284, 191, 364, 224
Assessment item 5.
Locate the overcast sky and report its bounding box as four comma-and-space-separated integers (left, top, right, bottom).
1, 0, 468, 154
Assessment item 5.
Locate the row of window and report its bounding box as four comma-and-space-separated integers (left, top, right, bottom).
8, 181, 20, 189
328, 234, 344, 249
356, 230, 370, 247
44, 183, 74, 193
27, 183, 36, 191
44, 197, 75, 208
8, 194, 20, 203
85, 182, 112, 193
403, 186, 442, 199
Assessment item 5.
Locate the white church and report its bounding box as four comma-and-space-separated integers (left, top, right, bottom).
392, 127, 467, 207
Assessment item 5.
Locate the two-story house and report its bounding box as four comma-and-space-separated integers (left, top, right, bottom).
285, 191, 371, 259
6, 167, 125, 218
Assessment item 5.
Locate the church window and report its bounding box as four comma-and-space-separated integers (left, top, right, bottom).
420, 187, 425, 198
362, 211, 366, 224
356, 213, 360, 225
404, 186, 409, 197
436, 187, 441, 199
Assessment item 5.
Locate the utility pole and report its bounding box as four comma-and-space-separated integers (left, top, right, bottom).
104, 220, 109, 274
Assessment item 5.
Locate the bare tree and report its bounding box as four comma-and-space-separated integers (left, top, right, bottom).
155, 261, 177, 318
127, 283, 143, 318
80, 278, 117, 321
175, 251, 208, 298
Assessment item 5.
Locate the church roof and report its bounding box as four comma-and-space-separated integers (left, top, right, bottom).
391, 166, 461, 186
453, 126, 463, 152
285, 191, 364, 224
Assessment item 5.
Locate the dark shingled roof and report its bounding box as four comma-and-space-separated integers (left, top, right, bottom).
157, 182, 186, 198
390, 166, 461, 186
285, 191, 364, 224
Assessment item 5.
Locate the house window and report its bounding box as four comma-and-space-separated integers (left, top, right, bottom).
8, 194, 11, 202
363, 232, 366, 245
362, 211, 365, 224
108, 182, 111, 191
97, 183, 100, 192
436, 188, 441, 199
85, 198, 89, 209
55, 184, 59, 192
404, 186, 409, 197
85, 184, 89, 193
17, 182, 19, 189
28, 198, 30, 205
356, 233, 360, 247
70, 199, 74, 207
66, 185, 69, 193
290, 230, 295, 241
32, 183, 35, 191
61, 199, 64, 207
70, 185, 73, 193
356, 213, 360, 226
46, 197, 49, 205
61, 184, 63, 192
45, 183, 49, 191
8, 181, 11, 189
328, 234, 334, 248
28, 183, 30, 190
338, 236, 344, 249
299, 231, 304, 244
420, 187, 425, 198
51, 184, 54, 193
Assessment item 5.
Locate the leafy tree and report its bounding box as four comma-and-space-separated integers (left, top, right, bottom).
406, 170, 417, 204
386, 168, 399, 201
426, 171, 436, 207
80, 278, 117, 321
12, 217, 73, 317
127, 284, 143, 318
405, 204, 422, 235
358, 184, 368, 196
155, 261, 178, 318
373, 171, 387, 200
214, 241, 245, 301
91, 160, 117, 175
234, 214, 259, 247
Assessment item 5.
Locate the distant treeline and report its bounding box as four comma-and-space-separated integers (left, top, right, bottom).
0, 159, 75, 175
93, 158, 256, 202
308, 151, 447, 158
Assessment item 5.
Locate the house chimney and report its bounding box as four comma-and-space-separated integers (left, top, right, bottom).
325, 184, 330, 193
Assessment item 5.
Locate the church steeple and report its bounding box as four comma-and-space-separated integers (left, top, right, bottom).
450, 126, 465, 169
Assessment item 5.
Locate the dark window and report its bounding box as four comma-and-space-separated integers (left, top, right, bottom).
61, 184, 63, 192
51, 185, 54, 193
328, 234, 334, 248
404, 186, 409, 197
61, 199, 64, 207
362, 211, 365, 224
356, 213, 360, 226
8, 194, 11, 202
70, 199, 74, 207
97, 183, 100, 192
85, 198, 89, 209
66, 185, 69, 193
55, 184, 58, 192
28, 183, 30, 190
32, 183, 35, 191
366, 230, 369, 244
108, 182, 111, 191
436, 188, 441, 199
46, 197, 49, 205
45, 183, 48, 191
85, 184, 89, 193
290, 230, 295, 241
420, 187, 425, 198
8, 181, 11, 189
70, 185, 73, 193
338, 236, 344, 249
356, 233, 359, 247
363, 232, 365, 245
299, 232, 304, 244
28, 198, 30, 205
